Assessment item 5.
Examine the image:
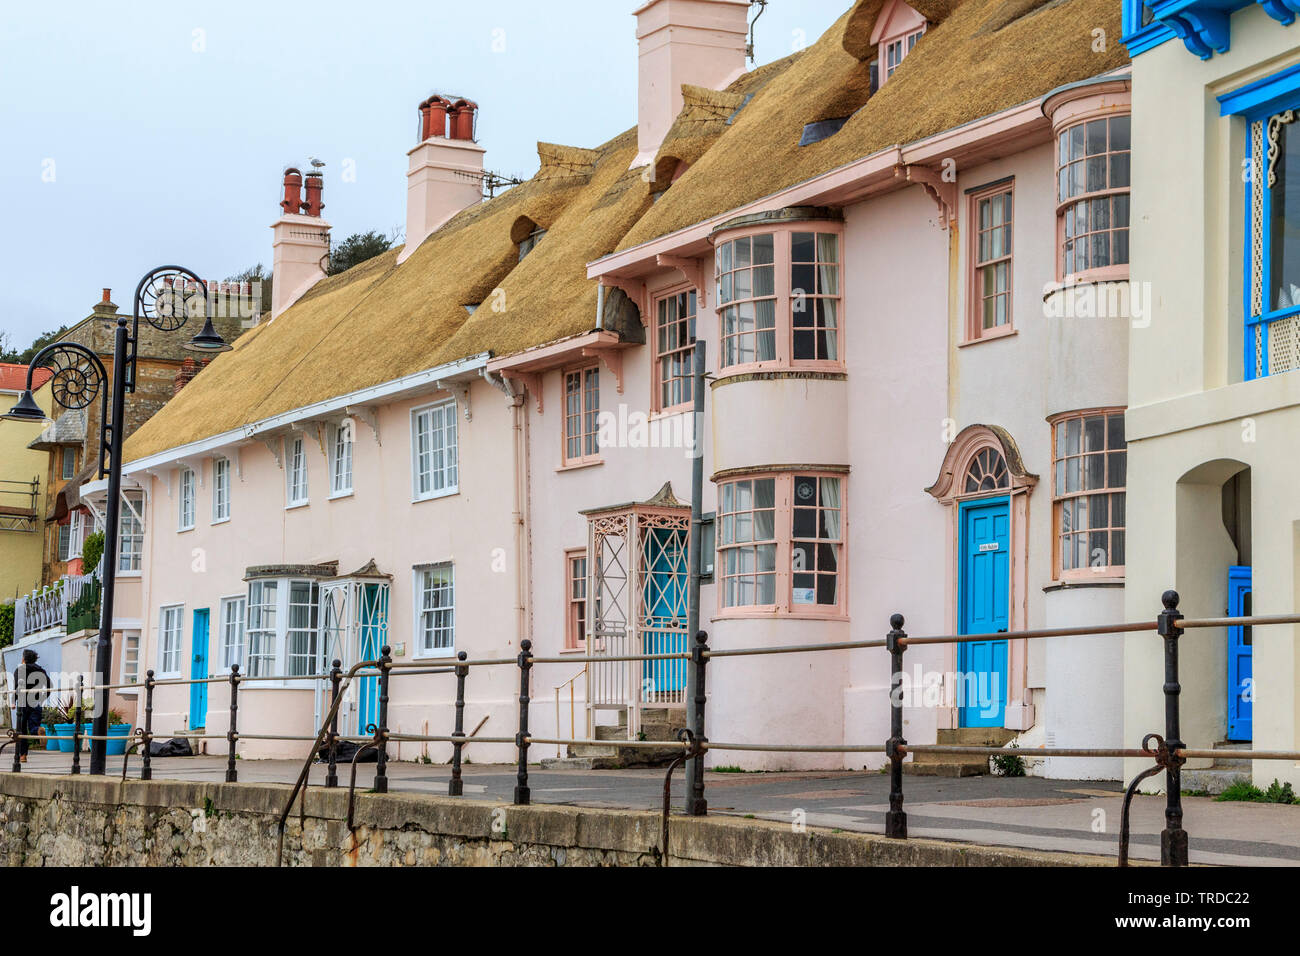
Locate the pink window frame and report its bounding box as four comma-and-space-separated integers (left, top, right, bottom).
715, 470, 848, 619
564, 548, 587, 650
1049, 407, 1127, 581
561, 363, 601, 467
651, 283, 697, 415
1055, 112, 1131, 283
966, 180, 1015, 342
713, 223, 846, 376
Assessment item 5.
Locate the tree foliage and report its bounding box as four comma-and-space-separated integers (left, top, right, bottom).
327, 231, 393, 276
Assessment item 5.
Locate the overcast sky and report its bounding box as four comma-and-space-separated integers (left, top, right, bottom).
0, 0, 849, 348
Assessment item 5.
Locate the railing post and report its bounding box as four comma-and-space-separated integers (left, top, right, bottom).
450, 651, 468, 797
325, 659, 342, 789
226, 664, 240, 783
70, 674, 83, 775
514, 639, 533, 805
141, 670, 155, 781
1157, 590, 1188, 867
885, 613, 908, 839
684, 630, 708, 816
374, 645, 392, 794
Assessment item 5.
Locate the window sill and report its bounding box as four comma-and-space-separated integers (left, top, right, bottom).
412, 648, 457, 660
328, 490, 354, 501
210, 517, 230, 526
177, 526, 195, 534
1043, 575, 1125, 592
650, 406, 693, 421
710, 610, 849, 623
959, 326, 1017, 347
558, 645, 588, 654
116, 571, 142, 579
557, 459, 603, 473
412, 487, 459, 504
285, 501, 309, 511
1042, 268, 1131, 299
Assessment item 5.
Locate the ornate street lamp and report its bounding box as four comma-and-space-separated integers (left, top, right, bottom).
3, 265, 231, 774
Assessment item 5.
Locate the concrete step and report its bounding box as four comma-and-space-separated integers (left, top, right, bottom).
1212, 740, 1252, 770
940, 727, 1017, 747
1182, 768, 1250, 795
569, 742, 618, 758
904, 727, 1017, 776
545, 740, 684, 770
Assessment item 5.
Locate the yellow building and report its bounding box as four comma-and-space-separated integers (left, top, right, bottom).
0, 365, 54, 602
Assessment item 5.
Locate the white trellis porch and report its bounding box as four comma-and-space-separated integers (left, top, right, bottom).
582, 482, 691, 740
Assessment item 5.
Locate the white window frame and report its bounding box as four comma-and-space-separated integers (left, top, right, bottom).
328, 421, 354, 499
178, 466, 196, 531
411, 399, 459, 502
118, 490, 145, 575
219, 594, 246, 672
211, 456, 231, 523
285, 435, 309, 508
119, 630, 142, 690
412, 562, 455, 658
243, 577, 322, 685
158, 605, 184, 677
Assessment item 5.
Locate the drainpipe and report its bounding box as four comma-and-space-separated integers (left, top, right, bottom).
596, 282, 605, 331
482, 367, 530, 647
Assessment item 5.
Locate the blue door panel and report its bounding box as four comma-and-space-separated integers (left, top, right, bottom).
1227, 566, 1252, 741
190, 609, 209, 729
958, 499, 1009, 728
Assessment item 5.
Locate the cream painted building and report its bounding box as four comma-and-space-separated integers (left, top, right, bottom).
1125, 0, 1300, 787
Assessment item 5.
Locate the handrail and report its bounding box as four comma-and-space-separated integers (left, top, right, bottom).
553, 665, 587, 759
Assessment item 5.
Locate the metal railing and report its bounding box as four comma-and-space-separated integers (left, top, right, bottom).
0, 477, 38, 533
6, 588, 1300, 868
13, 568, 99, 641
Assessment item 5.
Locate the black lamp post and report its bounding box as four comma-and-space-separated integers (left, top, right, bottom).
3, 265, 232, 775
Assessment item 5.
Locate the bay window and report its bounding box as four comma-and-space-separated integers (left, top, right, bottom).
717, 471, 846, 615
715, 218, 843, 372
1051, 409, 1126, 578
412, 398, 459, 500
1057, 114, 1130, 280
243, 577, 324, 680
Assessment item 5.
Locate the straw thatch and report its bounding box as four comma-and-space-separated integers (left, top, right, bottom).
618, 0, 1126, 250
124, 0, 1126, 464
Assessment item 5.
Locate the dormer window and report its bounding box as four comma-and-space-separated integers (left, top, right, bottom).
870, 0, 927, 86
518, 226, 546, 261
884, 28, 923, 78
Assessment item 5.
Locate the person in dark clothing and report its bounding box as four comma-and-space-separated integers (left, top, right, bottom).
13, 649, 50, 761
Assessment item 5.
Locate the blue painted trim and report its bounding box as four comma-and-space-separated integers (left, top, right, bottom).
1123, 0, 1178, 55
1219, 60, 1300, 116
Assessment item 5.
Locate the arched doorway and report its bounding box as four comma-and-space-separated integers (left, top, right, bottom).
927, 425, 1038, 729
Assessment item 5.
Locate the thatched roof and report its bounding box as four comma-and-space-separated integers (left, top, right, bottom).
124, 0, 1126, 464
618, 0, 1127, 250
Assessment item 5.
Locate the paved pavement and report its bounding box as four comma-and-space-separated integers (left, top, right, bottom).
15, 752, 1300, 865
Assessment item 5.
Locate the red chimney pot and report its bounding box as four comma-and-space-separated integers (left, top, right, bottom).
449, 99, 477, 141
281, 168, 303, 215
301, 172, 324, 217
101, 288, 111, 303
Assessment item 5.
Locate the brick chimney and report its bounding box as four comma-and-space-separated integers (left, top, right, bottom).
632, 0, 750, 168
173, 356, 210, 394
271, 167, 331, 318
397, 95, 485, 265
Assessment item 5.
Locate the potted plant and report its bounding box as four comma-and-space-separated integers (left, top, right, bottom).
45, 696, 80, 753
105, 708, 134, 756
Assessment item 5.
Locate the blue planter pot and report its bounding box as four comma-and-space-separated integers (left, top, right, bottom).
105, 724, 133, 756
51, 723, 78, 753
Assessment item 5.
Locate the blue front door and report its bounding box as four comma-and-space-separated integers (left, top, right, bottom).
958, 498, 1009, 727
642, 527, 687, 696
1228, 566, 1253, 741
357, 584, 388, 734
190, 609, 209, 729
